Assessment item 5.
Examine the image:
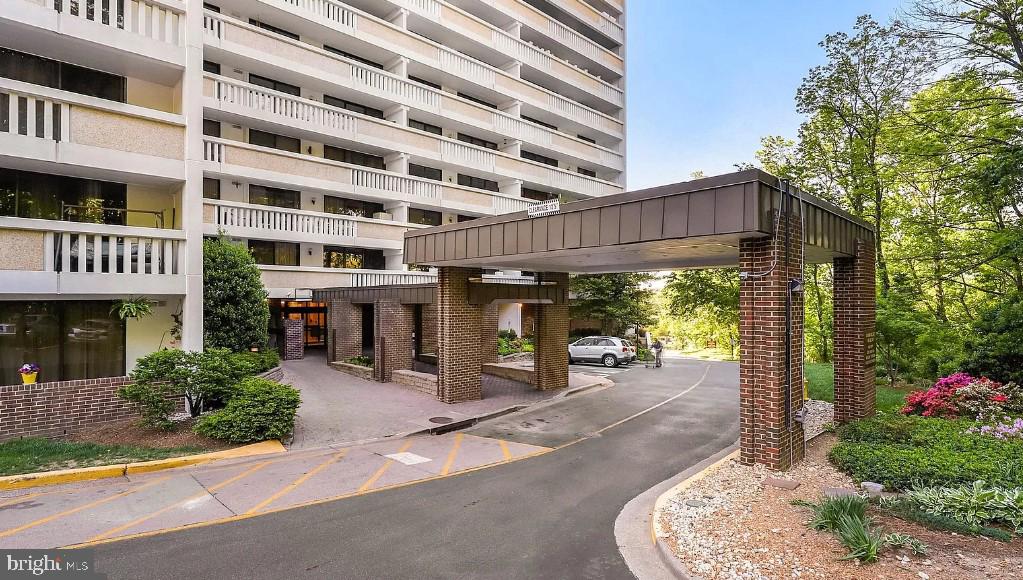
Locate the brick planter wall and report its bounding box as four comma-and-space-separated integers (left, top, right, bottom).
392, 369, 439, 397
330, 362, 374, 381
0, 377, 184, 441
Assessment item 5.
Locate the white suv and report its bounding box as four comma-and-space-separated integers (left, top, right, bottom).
568, 336, 637, 367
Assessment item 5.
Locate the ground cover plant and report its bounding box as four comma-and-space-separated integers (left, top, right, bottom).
793, 495, 927, 562
0, 438, 203, 476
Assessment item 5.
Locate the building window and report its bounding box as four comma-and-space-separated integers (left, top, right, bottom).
457, 133, 497, 150
457, 214, 479, 223
577, 134, 596, 144
522, 187, 557, 202
324, 95, 384, 119
0, 48, 125, 103
323, 45, 383, 70
408, 208, 442, 226
409, 75, 441, 90
522, 150, 559, 167
409, 119, 442, 135
203, 178, 221, 200
578, 167, 598, 178
249, 185, 300, 209
522, 114, 557, 131
203, 60, 221, 75
324, 146, 385, 169
249, 240, 299, 266
249, 129, 301, 153
249, 19, 300, 41
249, 74, 300, 97
203, 119, 221, 138
323, 246, 385, 270
409, 164, 442, 181
324, 196, 384, 218
0, 301, 126, 385
203, 2, 220, 12
457, 92, 496, 109
0, 169, 126, 223
457, 174, 499, 193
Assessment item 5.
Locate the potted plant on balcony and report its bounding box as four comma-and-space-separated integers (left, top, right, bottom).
19, 363, 40, 385
111, 296, 155, 321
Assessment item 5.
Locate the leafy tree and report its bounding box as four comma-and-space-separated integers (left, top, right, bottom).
662, 270, 740, 358
203, 237, 270, 351
962, 291, 1023, 383
569, 273, 656, 336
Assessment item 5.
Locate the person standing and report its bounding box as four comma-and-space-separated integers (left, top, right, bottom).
651, 338, 664, 368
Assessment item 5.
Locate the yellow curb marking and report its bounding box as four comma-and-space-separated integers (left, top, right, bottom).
246, 451, 348, 515
89, 461, 272, 542
358, 440, 414, 492
0, 476, 171, 539
440, 434, 465, 476
499, 440, 512, 461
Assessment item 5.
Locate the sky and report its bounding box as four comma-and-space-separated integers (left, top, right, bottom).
625, 0, 907, 190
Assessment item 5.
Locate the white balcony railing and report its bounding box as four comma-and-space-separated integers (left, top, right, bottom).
1, 91, 70, 141
351, 168, 442, 200
54, 229, 181, 276
208, 200, 358, 239
52, 0, 187, 47
351, 270, 437, 287
493, 195, 536, 214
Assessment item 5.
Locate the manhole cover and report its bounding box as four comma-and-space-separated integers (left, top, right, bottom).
429, 416, 454, 424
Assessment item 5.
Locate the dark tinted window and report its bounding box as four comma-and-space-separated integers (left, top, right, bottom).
324, 95, 384, 119
578, 167, 597, 178
522, 188, 556, 202
249, 19, 299, 41
457, 174, 499, 192
324, 146, 384, 169
408, 208, 442, 226
458, 92, 496, 109
249, 240, 299, 266
522, 150, 558, 167
457, 133, 497, 150
0, 169, 126, 223
409, 75, 441, 90
323, 246, 385, 270
249, 129, 301, 153
409, 119, 442, 135
577, 134, 596, 144
203, 119, 221, 137
249, 74, 300, 96
203, 60, 221, 74
522, 114, 557, 131
203, 178, 221, 200
409, 164, 442, 181
249, 185, 300, 209
0, 48, 125, 102
324, 196, 384, 218
323, 45, 383, 69
203, 3, 220, 12
457, 214, 478, 222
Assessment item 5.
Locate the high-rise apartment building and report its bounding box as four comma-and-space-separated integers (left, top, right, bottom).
0, 0, 625, 385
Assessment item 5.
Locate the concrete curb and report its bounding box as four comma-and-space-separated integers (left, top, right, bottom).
0, 440, 287, 491
615, 443, 740, 580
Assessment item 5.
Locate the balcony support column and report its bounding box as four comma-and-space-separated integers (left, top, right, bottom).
499, 179, 523, 198
385, 105, 409, 126
385, 152, 409, 175
181, 1, 207, 356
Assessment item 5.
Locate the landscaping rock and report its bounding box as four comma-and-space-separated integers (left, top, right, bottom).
862, 481, 886, 497
801, 399, 834, 441
823, 487, 859, 498
764, 477, 800, 490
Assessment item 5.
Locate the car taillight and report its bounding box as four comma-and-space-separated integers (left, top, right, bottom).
622, 347, 628, 352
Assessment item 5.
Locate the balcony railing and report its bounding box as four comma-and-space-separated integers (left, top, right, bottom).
207, 200, 358, 240
549, 0, 624, 44
257, 265, 436, 292
351, 270, 437, 286
49, 0, 186, 47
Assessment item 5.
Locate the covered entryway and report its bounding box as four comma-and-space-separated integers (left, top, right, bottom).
401, 170, 877, 471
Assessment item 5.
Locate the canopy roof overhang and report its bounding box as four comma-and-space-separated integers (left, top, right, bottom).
403, 170, 874, 273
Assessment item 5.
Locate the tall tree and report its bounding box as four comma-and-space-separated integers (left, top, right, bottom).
569, 273, 656, 336
662, 270, 741, 358
204, 237, 270, 351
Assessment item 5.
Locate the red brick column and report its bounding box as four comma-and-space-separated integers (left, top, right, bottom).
481, 303, 499, 364
833, 237, 877, 423
437, 267, 484, 403
283, 318, 305, 361
739, 210, 805, 470
420, 302, 438, 356
535, 272, 570, 391
328, 300, 362, 363
374, 300, 414, 383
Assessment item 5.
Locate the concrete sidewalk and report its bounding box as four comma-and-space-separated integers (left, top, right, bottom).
285, 353, 605, 449
0, 432, 549, 549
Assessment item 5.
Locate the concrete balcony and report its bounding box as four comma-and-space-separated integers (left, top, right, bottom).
1, 0, 186, 79
203, 9, 623, 136
547, 0, 623, 45
203, 199, 412, 249
0, 78, 185, 182
0, 217, 186, 297
258, 265, 436, 296
201, 138, 538, 216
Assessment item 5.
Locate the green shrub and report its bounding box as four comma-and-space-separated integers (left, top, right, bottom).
836, 513, 884, 562
793, 495, 868, 532
906, 481, 1023, 533
194, 378, 301, 443
793, 495, 926, 562
346, 356, 373, 368
498, 329, 517, 340
228, 350, 280, 375
204, 237, 270, 351
962, 292, 1023, 384
118, 379, 177, 430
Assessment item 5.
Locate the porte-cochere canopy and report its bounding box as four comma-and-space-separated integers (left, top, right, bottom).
402, 169, 873, 273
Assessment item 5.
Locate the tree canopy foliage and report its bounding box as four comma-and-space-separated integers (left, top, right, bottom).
203, 237, 270, 352
569, 273, 656, 336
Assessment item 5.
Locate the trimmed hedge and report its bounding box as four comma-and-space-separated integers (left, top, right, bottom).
829, 414, 1023, 491
194, 378, 300, 443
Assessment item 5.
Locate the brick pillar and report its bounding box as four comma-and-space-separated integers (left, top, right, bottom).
420, 302, 438, 356
437, 267, 484, 403
481, 303, 499, 364
374, 300, 414, 383
739, 209, 805, 470
833, 237, 877, 423
329, 300, 362, 363
534, 272, 570, 391
283, 318, 305, 360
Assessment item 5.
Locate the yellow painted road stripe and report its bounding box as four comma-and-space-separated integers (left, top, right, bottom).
0, 476, 170, 539
88, 461, 271, 542
246, 451, 347, 515
0, 492, 44, 508
358, 440, 413, 492
499, 440, 512, 461
440, 433, 464, 476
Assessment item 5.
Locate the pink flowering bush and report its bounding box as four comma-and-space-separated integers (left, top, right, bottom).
968, 417, 1023, 440
902, 373, 1023, 419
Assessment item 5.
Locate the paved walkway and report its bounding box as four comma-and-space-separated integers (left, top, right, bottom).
284, 352, 605, 449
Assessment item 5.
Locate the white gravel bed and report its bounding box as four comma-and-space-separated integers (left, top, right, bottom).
801, 399, 834, 441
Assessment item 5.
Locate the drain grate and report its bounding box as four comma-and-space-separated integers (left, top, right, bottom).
429, 416, 454, 424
